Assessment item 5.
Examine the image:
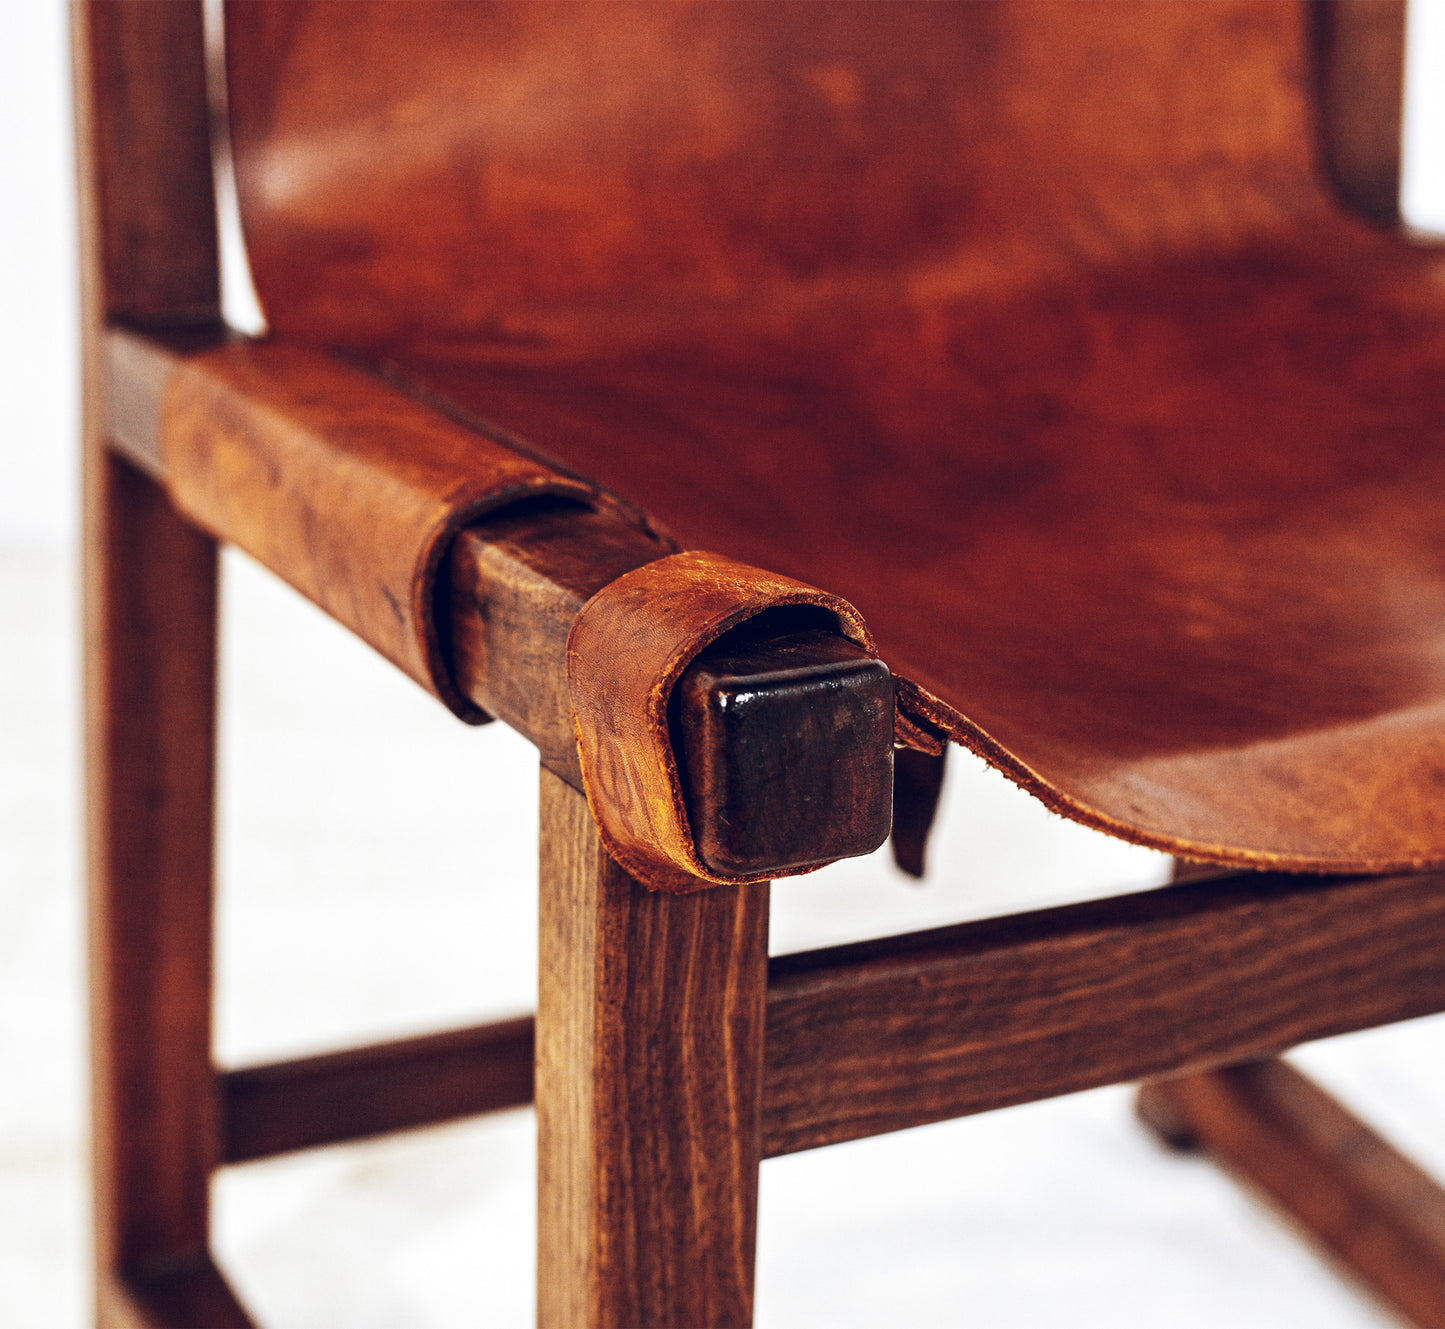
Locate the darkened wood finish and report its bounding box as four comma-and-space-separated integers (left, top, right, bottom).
676, 622, 894, 879
223, 0, 1445, 874
197, 864, 1445, 1175
537, 767, 768, 1327
1139, 1060, 1445, 1329
98, 1254, 254, 1329
762, 869, 1445, 1157
567, 549, 884, 891
81, 0, 217, 326
220, 1018, 534, 1164
75, 3, 250, 1325
890, 745, 948, 879
1314, 0, 1406, 224
85, 459, 228, 1291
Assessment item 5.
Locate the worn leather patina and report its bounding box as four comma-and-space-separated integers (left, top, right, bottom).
567, 551, 876, 891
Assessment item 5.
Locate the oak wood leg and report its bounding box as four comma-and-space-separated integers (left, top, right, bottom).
536, 766, 769, 1329
1139, 1059, 1445, 1328
86, 455, 249, 1327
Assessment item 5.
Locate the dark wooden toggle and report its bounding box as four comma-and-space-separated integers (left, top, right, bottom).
674, 617, 895, 878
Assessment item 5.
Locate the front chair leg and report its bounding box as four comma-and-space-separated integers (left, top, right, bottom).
536, 766, 769, 1329
87, 457, 251, 1327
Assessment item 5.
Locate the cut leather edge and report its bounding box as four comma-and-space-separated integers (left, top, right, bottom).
893, 674, 1445, 877
567, 549, 878, 892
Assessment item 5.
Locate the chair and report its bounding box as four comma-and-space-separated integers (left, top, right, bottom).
75, 0, 1445, 1324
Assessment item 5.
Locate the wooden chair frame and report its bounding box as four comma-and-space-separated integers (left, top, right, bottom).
76, 3, 1445, 1326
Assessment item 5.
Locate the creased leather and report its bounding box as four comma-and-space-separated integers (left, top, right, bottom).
161, 341, 593, 720
567, 550, 876, 892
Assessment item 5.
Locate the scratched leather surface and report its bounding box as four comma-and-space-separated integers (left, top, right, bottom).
224, 0, 1445, 870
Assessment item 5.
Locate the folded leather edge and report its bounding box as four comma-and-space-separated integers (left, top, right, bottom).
567, 549, 877, 892
160, 340, 596, 721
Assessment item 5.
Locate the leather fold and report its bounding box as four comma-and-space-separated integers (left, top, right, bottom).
160, 341, 593, 720
566, 549, 876, 892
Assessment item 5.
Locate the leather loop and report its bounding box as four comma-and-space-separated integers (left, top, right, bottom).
567, 550, 876, 892
161, 340, 594, 720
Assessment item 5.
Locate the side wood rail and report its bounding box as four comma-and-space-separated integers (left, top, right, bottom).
215, 864, 1445, 1163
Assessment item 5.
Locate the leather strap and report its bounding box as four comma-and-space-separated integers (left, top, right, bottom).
161, 340, 593, 720
567, 549, 876, 892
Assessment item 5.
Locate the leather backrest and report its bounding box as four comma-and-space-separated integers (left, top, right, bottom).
226, 0, 1330, 351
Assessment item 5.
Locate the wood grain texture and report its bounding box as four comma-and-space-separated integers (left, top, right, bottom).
762, 868, 1445, 1156
448, 500, 675, 786
537, 767, 768, 1328
85, 458, 222, 1282
220, 1018, 534, 1164
1139, 1060, 1445, 1328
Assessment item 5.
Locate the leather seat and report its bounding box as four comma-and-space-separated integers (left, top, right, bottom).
226, 0, 1445, 871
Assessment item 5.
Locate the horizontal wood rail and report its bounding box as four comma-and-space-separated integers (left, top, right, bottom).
219, 1018, 534, 1164
215, 868, 1445, 1166
103, 324, 895, 879
761, 866, 1445, 1155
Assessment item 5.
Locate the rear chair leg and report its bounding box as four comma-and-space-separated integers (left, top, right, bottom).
536, 765, 769, 1329
1139, 1060, 1445, 1328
